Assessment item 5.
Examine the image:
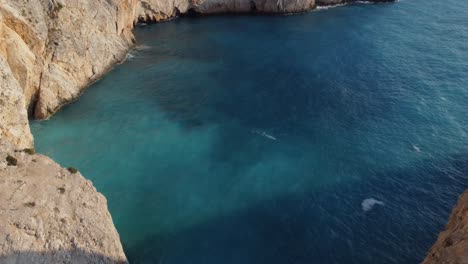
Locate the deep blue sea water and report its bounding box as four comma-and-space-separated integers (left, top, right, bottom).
31, 0, 468, 263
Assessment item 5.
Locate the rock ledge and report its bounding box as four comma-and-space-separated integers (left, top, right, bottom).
0, 141, 128, 263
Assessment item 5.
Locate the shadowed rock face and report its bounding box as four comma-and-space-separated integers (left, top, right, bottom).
133, 0, 393, 22
0, 250, 127, 264
424, 190, 468, 264
0, 140, 128, 263
132, 0, 316, 23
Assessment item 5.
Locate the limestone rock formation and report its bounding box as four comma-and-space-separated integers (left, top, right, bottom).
0, 141, 128, 263
424, 190, 468, 264
0, 0, 136, 122
132, 0, 394, 23
134, 0, 316, 22
134, 0, 190, 23
190, 0, 316, 14
0, 58, 33, 149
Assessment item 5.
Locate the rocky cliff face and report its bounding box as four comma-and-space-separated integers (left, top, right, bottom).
0, 141, 128, 263
423, 190, 468, 264
0, 57, 32, 149
133, 0, 316, 23
0, 0, 136, 122
0, 0, 137, 152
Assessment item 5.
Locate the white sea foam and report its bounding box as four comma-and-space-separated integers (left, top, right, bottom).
316, 3, 346, 10
125, 45, 151, 62
361, 198, 384, 212
412, 144, 421, 152
126, 52, 136, 60
262, 132, 277, 141
316, 0, 390, 11
252, 130, 277, 141
135, 45, 151, 51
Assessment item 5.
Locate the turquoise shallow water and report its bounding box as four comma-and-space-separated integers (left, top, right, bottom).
31, 0, 468, 263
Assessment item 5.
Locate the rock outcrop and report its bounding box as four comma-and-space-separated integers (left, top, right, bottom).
189, 0, 315, 15
0, 57, 32, 149
133, 0, 316, 23
424, 190, 468, 264
0, 141, 128, 263
0, 0, 136, 124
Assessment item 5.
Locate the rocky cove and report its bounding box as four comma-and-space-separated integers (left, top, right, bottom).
0, 0, 467, 263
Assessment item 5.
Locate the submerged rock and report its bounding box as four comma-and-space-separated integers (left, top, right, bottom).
0, 141, 128, 263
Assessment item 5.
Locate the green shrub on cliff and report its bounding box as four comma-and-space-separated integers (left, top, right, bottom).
23, 148, 35, 155
67, 167, 78, 174
54, 3, 64, 13
6, 155, 17, 166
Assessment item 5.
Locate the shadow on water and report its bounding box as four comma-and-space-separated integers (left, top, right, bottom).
125, 154, 467, 264
0, 249, 126, 264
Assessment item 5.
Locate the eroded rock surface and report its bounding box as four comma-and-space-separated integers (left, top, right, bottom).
0, 0, 136, 122
424, 190, 468, 264
0, 141, 128, 263
134, 0, 318, 22
0, 58, 32, 149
